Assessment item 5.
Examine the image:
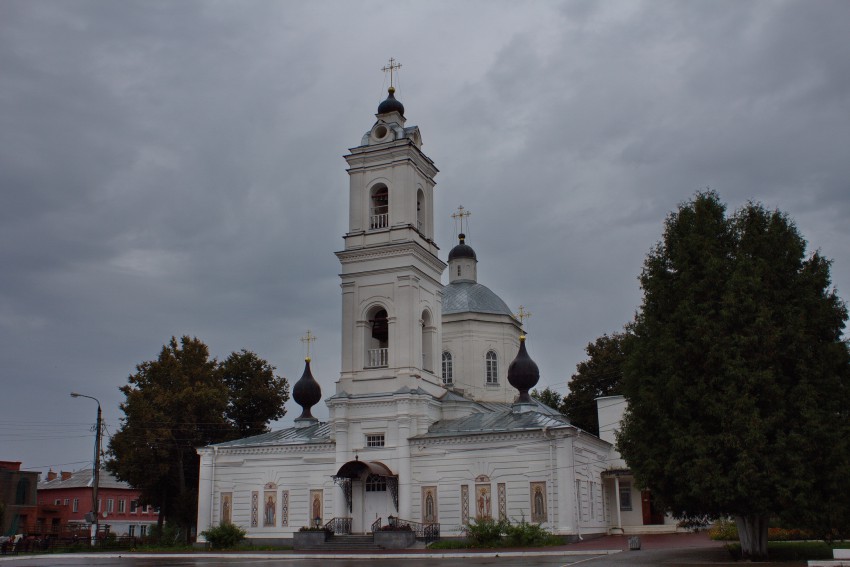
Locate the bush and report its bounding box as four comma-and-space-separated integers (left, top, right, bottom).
709, 518, 738, 541
710, 519, 817, 542
462, 517, 560, 548
201, 522, 246, 549
465, 518, 508, 546
503, 519, 560, 547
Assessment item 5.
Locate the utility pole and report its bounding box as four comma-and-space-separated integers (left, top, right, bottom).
71, 392, 102, 546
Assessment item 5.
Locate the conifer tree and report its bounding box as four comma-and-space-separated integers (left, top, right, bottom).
618, 192, 850, 560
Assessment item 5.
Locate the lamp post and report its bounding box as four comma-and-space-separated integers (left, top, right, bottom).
70, 392, 102, 546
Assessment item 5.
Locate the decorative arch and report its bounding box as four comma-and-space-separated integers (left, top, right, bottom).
421, 308, 435, 373
416, 187, 426, 234
369, 183, 389, 229
365, 304, 389, 368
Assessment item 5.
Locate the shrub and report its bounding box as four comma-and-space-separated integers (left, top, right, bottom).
201, 522, 246, 549
710, 519, 816, 542
709, 518, 738, 541
503, 519, 560, 547
465, 518, 508, 546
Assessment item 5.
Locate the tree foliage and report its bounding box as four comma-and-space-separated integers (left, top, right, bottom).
561, 333, 628, 435
107, 336, 289, 537
530, 387, 562, 411
617, 192, 850, 560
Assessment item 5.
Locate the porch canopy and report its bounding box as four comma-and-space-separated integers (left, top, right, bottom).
332, 460, 398, 513
334, 459, 394, 479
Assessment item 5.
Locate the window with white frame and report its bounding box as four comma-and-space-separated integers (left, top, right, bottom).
485, 350, 498, 384
442, 351, 453, 385
365, 474, 387, 492
130, 500, 139, 513
118, 499, 125, 513
63, 498, 69, 506
619, 482, 632, 511
107, 499, 114, 513
128, 525, 135, 537
366, 434, 385, 447
72, 498, 79, 512
141, 525, 147, 536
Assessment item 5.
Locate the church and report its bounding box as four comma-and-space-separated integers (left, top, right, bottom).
195, 81, 677, 545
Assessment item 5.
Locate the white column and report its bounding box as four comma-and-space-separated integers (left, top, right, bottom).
397, 417, 411, 520
195, 449, 213, 542
614, 476, 622, 531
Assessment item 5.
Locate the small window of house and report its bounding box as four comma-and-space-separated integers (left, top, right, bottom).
619, 482, 632, 511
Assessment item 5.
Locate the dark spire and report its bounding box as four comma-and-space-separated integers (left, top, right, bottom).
377, 86, 405, 116
507, 335, 540, 404
292, 357, 322, 422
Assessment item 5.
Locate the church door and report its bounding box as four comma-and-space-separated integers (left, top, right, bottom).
362, 474, 390, 532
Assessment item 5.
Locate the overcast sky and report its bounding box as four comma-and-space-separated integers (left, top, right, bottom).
2, 0, 849, 476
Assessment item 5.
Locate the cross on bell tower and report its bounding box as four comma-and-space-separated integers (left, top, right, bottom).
381, 57, 402, 88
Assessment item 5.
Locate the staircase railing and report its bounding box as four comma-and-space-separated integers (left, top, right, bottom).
370, 517, 382, 534
324, 517, 352, 535
386, 516, 441, 544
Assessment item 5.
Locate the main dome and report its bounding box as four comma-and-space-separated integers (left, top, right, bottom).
443, 281, 514, 316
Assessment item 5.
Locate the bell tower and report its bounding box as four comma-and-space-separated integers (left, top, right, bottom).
334, 75, 446, 397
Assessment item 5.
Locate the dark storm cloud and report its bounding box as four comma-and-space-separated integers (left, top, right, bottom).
1, 0, 848, 473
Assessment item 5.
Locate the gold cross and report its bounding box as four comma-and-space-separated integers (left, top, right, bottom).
381, 58, 402, 88
300, 330, 317, 358
451, 205, 472, 235
515, 305, 532, 325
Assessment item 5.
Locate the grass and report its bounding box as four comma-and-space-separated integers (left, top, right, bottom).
725, 541, 849, 561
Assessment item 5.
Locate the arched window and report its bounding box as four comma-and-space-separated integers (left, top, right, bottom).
416, 189, 425, 233
370, 185, 389, 229
442, 351, 453, 385
366, 307, 389, 368
421, 310, 434, 372
365, 474, 387, 492
485, 350, 498, 385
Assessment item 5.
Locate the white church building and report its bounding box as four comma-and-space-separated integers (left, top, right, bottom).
195, 85, 677, 545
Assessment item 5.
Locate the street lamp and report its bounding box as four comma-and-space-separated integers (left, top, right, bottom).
70, 392, 102, 546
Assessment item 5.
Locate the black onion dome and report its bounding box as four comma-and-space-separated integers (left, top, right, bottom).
507, 336, 540, 403
377, 86, 405, 115
448, 233, 477, 261
292, 358, 322, 420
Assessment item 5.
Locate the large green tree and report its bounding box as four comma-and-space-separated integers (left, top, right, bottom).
107, 336, 289, 538
618, 192, 850, 560
561, 333, 628, 435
